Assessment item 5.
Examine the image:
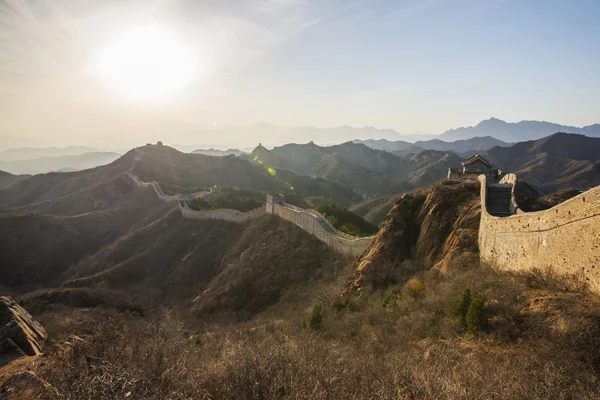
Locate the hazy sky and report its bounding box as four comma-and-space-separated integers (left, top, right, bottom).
1, 0, 599, 148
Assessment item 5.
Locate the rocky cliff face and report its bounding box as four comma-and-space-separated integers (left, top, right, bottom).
347, 179, 481, 291
0, 296, 47, 356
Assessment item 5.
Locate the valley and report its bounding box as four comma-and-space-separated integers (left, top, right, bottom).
1, 132, 600, 399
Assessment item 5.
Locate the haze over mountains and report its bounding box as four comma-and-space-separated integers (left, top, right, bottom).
441, 118, 600, 142
0, 152, 121, 175
355, 136, 511, 157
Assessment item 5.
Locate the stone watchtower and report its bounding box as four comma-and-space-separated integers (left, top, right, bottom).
448, 154, 501, 180
265, 193, 285, 214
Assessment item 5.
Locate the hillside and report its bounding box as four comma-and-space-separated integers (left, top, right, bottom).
0, 170, 29, 190
252, 142, 463, 195
315, 203, 379, 237
5, 172, 600, 399
350, 194, 401, 225
0, 144, 360, 209
358, 136, 510, 156
132, 144, 360, 205
482, 133, 600, 192
442, 117, 600, 141
349, 179, 481, 291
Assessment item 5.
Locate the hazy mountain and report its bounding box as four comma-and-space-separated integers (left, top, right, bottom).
352, 138, 413, 151
413, 136, 511, 154
357, 136, 510, 157
0, 152, 122, 175
482, 132, 600, 192
441, 117, 600, 142
251, 142, 463, 194
0, 145, 347, 292
0, 146, 101, 162
191, 148, 248, 157
189, 122, 437, 147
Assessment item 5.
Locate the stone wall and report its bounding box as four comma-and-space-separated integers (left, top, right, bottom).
178, 201, 265, 223
266, 196, 373, 256
478, 174, 600, 292
129, 174, 373, 254
125, 172, 212, 202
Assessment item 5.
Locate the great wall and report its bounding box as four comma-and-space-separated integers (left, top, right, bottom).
479, 174, 600, 292
126, 172, 374, 256
127, 169, 600, 276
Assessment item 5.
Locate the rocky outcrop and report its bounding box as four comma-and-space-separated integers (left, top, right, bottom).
347, 179, 481, 291
0, 297, 46, 356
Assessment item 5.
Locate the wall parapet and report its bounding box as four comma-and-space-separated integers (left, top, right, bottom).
266, 196, 374, 256
178, 201, 265, 223
479, 174, 600, 292
126, 172, 264, 223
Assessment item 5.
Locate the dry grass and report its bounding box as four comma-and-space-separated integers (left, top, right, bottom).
31, 262, 600, 399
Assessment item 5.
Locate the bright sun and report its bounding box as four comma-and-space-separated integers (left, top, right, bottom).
98, 25, 195, 100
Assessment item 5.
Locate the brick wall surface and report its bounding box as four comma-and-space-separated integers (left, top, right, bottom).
479, 175, 600, 291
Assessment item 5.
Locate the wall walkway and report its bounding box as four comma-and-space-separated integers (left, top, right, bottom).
126, 173, 373, 255
267, 196, 374, 256
478, 174, 600, 292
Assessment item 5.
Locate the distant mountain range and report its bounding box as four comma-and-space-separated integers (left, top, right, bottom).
0, 146, 101, 162
481, 132, 600, 193
191, 148, 248, 157
250, 142, 463, 195
0, 152, 122, 175
355, 136, 511, 157
441, 118, 600, 142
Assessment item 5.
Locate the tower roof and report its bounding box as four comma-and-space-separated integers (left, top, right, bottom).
462, 153, 493, 168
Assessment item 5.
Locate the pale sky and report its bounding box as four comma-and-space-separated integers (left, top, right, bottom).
1, 0, 599, 148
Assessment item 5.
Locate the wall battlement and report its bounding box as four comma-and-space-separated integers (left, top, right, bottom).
478, 174, 600, 292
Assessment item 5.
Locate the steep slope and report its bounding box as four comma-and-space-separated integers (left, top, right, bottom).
0, 191, 171, 290
191, 215, 345, 318
314, 153, 414, 194
482, 133, 600, 192
350, 194, 402, 226
348, 179, 481, 291
400, 150, 463, 186
61, 208, 246, 304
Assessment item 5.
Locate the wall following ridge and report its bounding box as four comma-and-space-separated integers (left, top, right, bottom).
266, 195, 373, 256
126, 172, 264, 223
178, 201, 265, 223
478, 175, 600, 292
125, 172, 212, 202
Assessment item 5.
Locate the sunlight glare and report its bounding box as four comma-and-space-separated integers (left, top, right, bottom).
98, 25, 195, 100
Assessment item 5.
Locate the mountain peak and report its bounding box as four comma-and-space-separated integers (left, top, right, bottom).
477, 117, 507, 127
